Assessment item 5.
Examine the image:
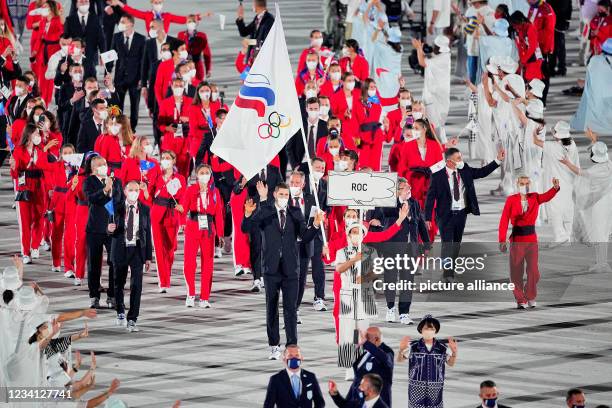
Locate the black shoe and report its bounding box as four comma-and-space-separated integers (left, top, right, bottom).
106, 296, 116, 309
90, 298, 100, 309
562, 86, 583, 96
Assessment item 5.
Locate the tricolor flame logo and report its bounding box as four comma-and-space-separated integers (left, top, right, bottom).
235, 73, 276, 118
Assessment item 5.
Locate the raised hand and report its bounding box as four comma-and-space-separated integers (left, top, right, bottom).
448, 337, 458, 354
399, 335, 411, 351
328, 380, 338, 395
244, 198, 257, 216
552, 177, 560, 189
497, 148, 506, 161
256, 180, 268, 198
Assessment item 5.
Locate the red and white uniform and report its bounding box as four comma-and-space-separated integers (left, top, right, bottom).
588, 14, 612, 55
187, 101, 219, 160
339, 55, 370, 83
515, 22, 544, 81
498, 187, 558, 304
527, 2, 556, 55
296, 46, 332, 74
181, 181, 224, 300
48, 159, 76, 269
149, 171, 186, 289
72, 174, 88, 280
178, 30, 212, 80
34, 16, 63, 104
25, 2, 44, 64
121, 4, 195, 33
330, 89, 364, 149
319, 79, 343, 99
357, 100, 385, 170
154, 58, 177, 106
159, 95, 192, 178
118, 156, 160, 206
94, 134, 131, 173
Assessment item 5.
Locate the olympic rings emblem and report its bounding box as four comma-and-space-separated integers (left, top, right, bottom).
258, 111, 292, 140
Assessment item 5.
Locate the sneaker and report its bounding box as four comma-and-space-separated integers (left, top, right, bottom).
234, 265, 245, 277
199, 299, 211, 308
90, 298, 100, 309
185, 296, 196, 307
313, 298, 327, 311
74, 278, 82, 286
214, 247, 222, 258
116, 313, 126, 327
31, 249, 40, 259
51, 266, 61, 272
588, 262, 612, 273
23, 256, 32, 265
386, 306, 397, 323
399, 314, 414, 325
527, 300, 537, 308
40, 241, 50, 251
250, 279, 262, 293
268, 345, 281, 360
223, 237, 232, 254
158, 287, 167, 294
297, 310, 302, 324
517, 303, 528, 309
64, 270, 75, 278
344, 368, 354, 381
106, 297, 116, 309
127, 320, 139, 332
244, 267, 253, 275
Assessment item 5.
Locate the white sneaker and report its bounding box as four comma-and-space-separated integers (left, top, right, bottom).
296, 310, 302, 324
268, 345, 281, 360
127, 320, 140, 332
40, 241, 50, 252
185, 296, 196, 307
74, 278, 82, 286
64, 270, 75, 278
344, 368, 354, 381
199, 299, 211, 308
527, 300, 537, 308
214, 247, 222, 258
313, 298, 327, 311
251, 279, 262, 293
158, 287, 167, 294
399, 314, 414, 325
234, 265, 245, 277
23, 256, 32, 264
51, 266, 61, 272
31, 249, 40, 259
116, 313, 126, 327
243, 267, 253, 275
386, 306, 397, 322
588, 262, 612, 273
517, 303, 528, 309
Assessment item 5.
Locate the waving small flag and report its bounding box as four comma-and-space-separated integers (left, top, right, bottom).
104, 199, 114, 216
0, 101, 5, 116
63, 153, 84, 168
140, 160, 155, 171
166, 178, 181, 196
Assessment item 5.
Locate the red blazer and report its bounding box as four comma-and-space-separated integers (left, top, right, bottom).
498, 188, 558, 243
397, 138, 444, 180
121, 5, 195, 33
296, 46, 332, 75
388, 141, 405, 172
36, 16, 63, 63
187, 102, 217, 158
11, 118, 27, 148
235, 51, 248, 74
515, 23, 543, 80
330, 89, 365, 148
319, 79, 343, 99
117, 156, 160, 185
210, 154, 234, 173
48, 160, 75, 209
11, 145, 49, 192
177, 30, 212, 80
26, 2, 43, 57
149, 171, 187, 226
158, 96, 193, 159
385, 107, 408, 143
180, 182, 225, 235
527, 3, 556, 55
589, 14, 612, 55
94, 134, 131, 170
339, 55, 370, 82
154, 59, 177, 105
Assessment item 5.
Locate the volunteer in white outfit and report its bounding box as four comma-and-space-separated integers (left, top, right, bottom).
466, 58, 498, 163
512, 98, 546, 196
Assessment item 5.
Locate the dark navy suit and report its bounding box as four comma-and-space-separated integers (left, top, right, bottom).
264, 368, 325, 408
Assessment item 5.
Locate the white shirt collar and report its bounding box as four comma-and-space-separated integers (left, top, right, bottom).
125, 200, 138, 208
364, 395, 380, 408
77, 10, 89, 19
285, 368, 301, 378
275, 203, 287, 212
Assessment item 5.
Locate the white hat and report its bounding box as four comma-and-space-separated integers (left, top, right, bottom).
0, 266, 22, 291
528, 79, 545, 98
26, 313, 50, 338
14, 286, 49, 313
434, 35, 450, 53
387, 26, 402, 43
590, 142, 609, 163
345, 222, 368, 237
498, 56, 518, 74
105, 398, 128, 408
526, 99, 545, 119
503, 74, 525, 98
486, 56, 500, 75
553, 121, 571, 139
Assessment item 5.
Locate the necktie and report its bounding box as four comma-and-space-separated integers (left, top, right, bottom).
126, 205, 134, 241
81, 15, 86, 32
260, 168, 266, 182
279, 209, 286, 230
291, 374, 300, 398
452, 171, 460, 201
308, 125, 315, 158
125, 35, 130, 50
97, 123, 102, 135
255, 14, 263, 31
294, 197, 299, 208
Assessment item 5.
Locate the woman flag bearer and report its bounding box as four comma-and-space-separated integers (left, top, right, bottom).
10, 124, 50, 264
180, 164, 224, 308
499, 175, 560, 309
150, 150, 186, 293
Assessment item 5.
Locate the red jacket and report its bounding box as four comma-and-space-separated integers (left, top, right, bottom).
36, 16, 63, 63
295, 68, 325, 96
177, 30, 212, 80
330, 89, 365, 148
589, 14, 612, 55
515, 22, 544, 80
25, 2, 43, 57
297, 46, 332, 75
11, 145, 49, 192
181, 182, 225, 235
154, 59, 177, 105
48, 159, 76, 210
210, 154, 234, 173
498, 187, 558, 243
94, 134, 131, 171
121, 5, 195, 33
385, 107, 409, 143
319, 79, 343, 99
339, 55, 370, 82
149, 171, 187, 226
527, 3, 556, 54
187, 102, 220, 159
159, 95, 193, 160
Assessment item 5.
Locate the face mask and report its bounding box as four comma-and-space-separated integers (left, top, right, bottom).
306, 60, 318, 71
342, 47, 350, 57
307, 110, 319, 120
126, 190, 139, 202
61, 45, 69, 55
199, 91, 211, 100
109, 124, 121, 135
149, 28, 158, 38
313, 171, 324, 181
412, 111, 423, 120
182, 71, 193, 81
72, 47, 82, 56
330, 71, 341, 81
289, 186, 301, 197
179, 50, 189, 60
412, 129, 421, 139
275, 197, 288, 209
39, 7, 50, 16
287, 357, 301, 369
72, 73, 82, 82
305, 89, 317, 99
422, 329, 435, 340
211, 92, 219, 101
33, 114, 41, 123
400, 99, 411, 108
98, 110, 109, 120
329, 147, 340, 156
152, 3, 163, 12
311, 37, 323, 48
78, 4, 90, 14
483, 398, 497, 408
26, 108, 32, 116
349, 234, 361, 246
160, 159, 173, 169
14, 86, 24, 96
319, 105, 330, 116
173, 88, 184, 97
96, 165, 108, 176
143, 145, 154, 155
367, 89, 377, 97
455, 160, 465, 170
187, 22, 197, 31
161, 50, 172, 61
117, 22, 127, 32
345, 81, 355, 91
336, 160, 348, 170
518, 185, 528, 195
198, 174, 211, 184
32, 135, 42, 146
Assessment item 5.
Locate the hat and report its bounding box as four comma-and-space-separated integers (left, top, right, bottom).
503, 73, 525, 98
417, 314, 441, 333
525, 99, 544, 119
434, 35, 450, 53
387, 26, 402, 44
590, 141, 609, 163
345, 222, 368, 237
603, 38, 612, 55
486, 56, 500, 75
14, 286, 38, 311
493, 18, 509, 37
0, 266, 22, 291
553, 121, 571, 139
528, 78, 545, 98
498, 56, 518, 74
26, 313, 50, 338
104, 398, 128, 408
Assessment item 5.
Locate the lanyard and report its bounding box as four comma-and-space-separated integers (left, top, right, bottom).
197, 190, 209, 212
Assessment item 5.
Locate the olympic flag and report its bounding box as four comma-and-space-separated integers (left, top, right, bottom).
210, 4, 302, 180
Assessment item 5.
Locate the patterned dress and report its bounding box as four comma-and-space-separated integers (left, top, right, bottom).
407, 338, 451, 408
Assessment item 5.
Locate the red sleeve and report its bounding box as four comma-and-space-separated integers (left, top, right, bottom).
164, 12, 189, 25
498, 197, 512, 242
296, 48, 308, 75
26, 3, 40, 30
235, 51, 246, 74
525, 25, 538, 64
180, 185, 194, 211
121, 5, 151, 21
543, 10, 556, 54
155, 62, 171, 105
202, 34, 212, 74
364, 223, 400, 243
536, 186, 558, 204
158, 100, 172, 133
295, 76, 305, 96
215, 189, 225, 235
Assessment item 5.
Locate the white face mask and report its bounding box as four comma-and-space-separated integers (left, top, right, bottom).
336, 160, 348, 170
72, 73, 82, 82
349, 234, 361, 246
345, 81, 355, 91
189, 68, 196, 78
305, 89, 317, 99
412, 111, 423, 120
276, 197, 289, 209
96, 165, 108, 176
211, 91, 219, 101
187, 22, 197, 31
412, 129, 421, 139
152, 3, 163, 12
126, 190, 139, 202
367, 89, 377, 97
39, 7, 50, 16
72, 47, 82, 57
149, 29, 158, 38
182, 71, 193, 81
330, 71, 341, 81
179, 50, 189, 60
33, 114, 41, 123
98, 110, 108, 120
173, 87, 184, 97
289, 186, 301, 197
341, 47, 350, 57
61, 45, 69, 55
109, 124, 121, 135
307, 110, 319, 120
143, 144, 154, 155
313, 171, 324, 181
319, 105, 330, 116
198, 173, 211, 184
311, 37, 323, 48
400, 99, 411, 108
117, 22, 127, 32
32, 135, 42, 146
518, 185, 529, 195
199, 91, 211, 100
160, 159, 173, 169
14, 86, 25, 96
329, 147, 340, 156
422, 329, 435, 340
161, 50, 172, 61
306, 60, 318, 71
455, 160, 465, 170
78, 4, 90, 14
